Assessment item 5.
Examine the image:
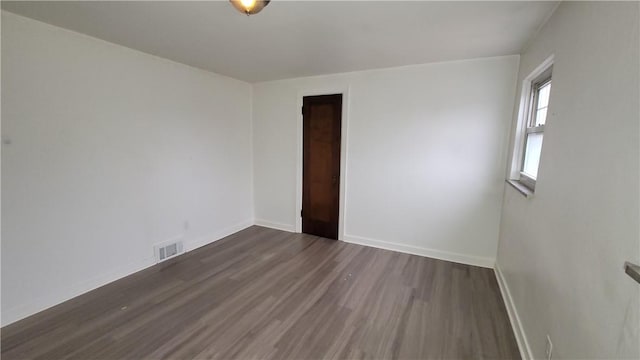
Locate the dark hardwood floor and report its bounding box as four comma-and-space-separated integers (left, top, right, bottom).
1, 226, 520, 359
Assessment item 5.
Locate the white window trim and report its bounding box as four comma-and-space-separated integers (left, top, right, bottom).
509, 54, 554, 193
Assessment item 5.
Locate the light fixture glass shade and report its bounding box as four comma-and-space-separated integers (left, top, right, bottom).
230, 0, 271, 15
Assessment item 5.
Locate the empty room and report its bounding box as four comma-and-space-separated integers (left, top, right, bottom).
1, 1, 638, 359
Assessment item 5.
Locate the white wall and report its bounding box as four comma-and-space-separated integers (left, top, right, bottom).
496, 2, 639, 359
253, 56, 519, 267
1, 12, 254, 326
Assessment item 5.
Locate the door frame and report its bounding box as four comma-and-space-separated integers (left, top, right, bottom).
296, 86, 350, 240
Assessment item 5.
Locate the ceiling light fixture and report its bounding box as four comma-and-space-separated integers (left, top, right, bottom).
229, 0, 271, 16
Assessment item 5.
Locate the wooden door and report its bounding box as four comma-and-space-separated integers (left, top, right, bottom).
302, 94, 342, 240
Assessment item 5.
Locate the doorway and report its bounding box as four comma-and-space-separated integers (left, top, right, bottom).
302, 94, 342, 240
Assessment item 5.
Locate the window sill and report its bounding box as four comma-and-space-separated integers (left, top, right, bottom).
506, 180, 534, 198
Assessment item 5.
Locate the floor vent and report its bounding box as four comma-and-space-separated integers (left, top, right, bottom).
154, 239, 184, 263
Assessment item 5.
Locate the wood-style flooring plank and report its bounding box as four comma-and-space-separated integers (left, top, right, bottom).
1, 226, 520, 359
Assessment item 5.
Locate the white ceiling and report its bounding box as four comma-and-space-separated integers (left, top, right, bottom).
2, 1, 559, 83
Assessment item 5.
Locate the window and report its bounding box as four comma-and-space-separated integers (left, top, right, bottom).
520, 72, 551, 189
509, 57, 553, 194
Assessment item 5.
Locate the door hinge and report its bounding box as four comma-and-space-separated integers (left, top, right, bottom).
301, 106, 305, 115
301, 208, 303, 217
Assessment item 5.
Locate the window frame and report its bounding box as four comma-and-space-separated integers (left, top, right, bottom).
509, 55, 554, 195
520, 73, 551, 190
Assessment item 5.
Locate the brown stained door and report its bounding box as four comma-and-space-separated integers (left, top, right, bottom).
302, 94, 342, 240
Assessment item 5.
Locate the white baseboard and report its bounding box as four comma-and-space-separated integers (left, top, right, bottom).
1, 255, 156, 327
494, 264, 533, 360
1, 219, 254, 327
254, 218, 296, 233
342, 234, 495, 268
185, 219, 253, 252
